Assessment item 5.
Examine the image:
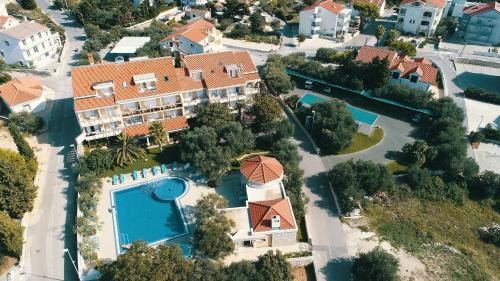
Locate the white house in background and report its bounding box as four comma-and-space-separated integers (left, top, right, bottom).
182, 0, 208, 6
0, 21, 61, 68
457, 2, 500, 45
159, 19, 222, 55
109, 36, 151, 61
396, 0, 446, 36
356, 46, 439, 92
0, 77, 47, 113
0, 2, 7, 17
299, 0, 352, 39
185, 8, 211, 20
0, 16, 19, 30
353, 0, 386, 17
133, 0, 174, 7
221, 156, 298, 248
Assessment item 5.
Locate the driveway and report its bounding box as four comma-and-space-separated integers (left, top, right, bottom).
286, 88, 417, 169
20, 1, 85, 281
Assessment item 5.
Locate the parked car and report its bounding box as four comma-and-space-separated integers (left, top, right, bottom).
412, 114, 422, 123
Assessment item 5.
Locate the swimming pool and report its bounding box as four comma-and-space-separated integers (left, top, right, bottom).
297, 93, 379, 126
111, 177, 189, 254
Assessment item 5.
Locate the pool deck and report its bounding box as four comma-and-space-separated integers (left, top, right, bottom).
96, 169, 216, 261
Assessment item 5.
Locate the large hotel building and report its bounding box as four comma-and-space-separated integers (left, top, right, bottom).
72, 51, 261, 142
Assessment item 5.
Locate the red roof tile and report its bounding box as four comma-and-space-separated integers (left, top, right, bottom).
302, 0, 346, 14
401, 0, 446, 8
463, 2, 500, 16
160, 19, 215, 43
0, 77, 43, 107
121, 116, 188, 137
355, 46, 398, 64
389, 61, 438, 84
240, 155, 283, 184
248, 198, 296, 232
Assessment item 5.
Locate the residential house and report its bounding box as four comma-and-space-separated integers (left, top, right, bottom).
71, 51, 260, 143
159, 19, 222, 56
133, 0, 175, 7
109, 36, 151, 61
0, 2, 7, 17
221, 156, 298, 248
353, 0, 386, 17
0, 77, 47, 113
396, 0, 447, 36
182, 0, 209, 6
457, 2, 500, 45
0, 21, 61, 68
0, 16, 19, 30
356, 46, 439, 92
185, 8, 211, 20
299, 0, 352, 39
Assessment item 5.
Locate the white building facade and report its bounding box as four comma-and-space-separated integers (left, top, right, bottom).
396, 0, 446, 36
299, 0, 352, 39
0, 21, 61, 68
159, 19, 222, 55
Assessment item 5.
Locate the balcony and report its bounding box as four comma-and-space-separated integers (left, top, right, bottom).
79, 115, 122, 127
311, 15, 321, 23
84, 126, 124, 141
311, 26, 320, 31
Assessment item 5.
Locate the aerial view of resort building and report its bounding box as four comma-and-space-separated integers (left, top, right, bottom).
0, 0, 499, 281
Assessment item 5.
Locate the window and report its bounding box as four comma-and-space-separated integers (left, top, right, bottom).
423, 11, 432, 18
399, 8, 406, 15
30, 35, 35, 42
33, 46, 39, 53
421, 21, 430, 26
410, 75, 418, 83
106, 107, 114, 117
0, 51, 3, 57
22, 39, 26, 46
41, 42, 45, 49
26, 50, 31, 56
392, 72, 400, 79
4, 41, 9, 46
409, 19, 416, 24
38, 32, 42, 39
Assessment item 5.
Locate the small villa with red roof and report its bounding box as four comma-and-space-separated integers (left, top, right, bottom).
220, 155, 298, 248
356, 46, 439, 93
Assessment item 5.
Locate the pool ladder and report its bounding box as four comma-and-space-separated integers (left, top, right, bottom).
139, 182, 157, 195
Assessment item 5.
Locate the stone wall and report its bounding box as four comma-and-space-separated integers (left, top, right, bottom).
271, 230, 297, 247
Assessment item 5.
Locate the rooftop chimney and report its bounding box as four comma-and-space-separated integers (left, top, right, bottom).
87, 53, 94, 65
271, 215, 280, 230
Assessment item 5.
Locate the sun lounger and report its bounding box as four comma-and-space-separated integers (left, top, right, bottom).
172, 161, 177, 171
112, 175, 119, 185
152, 166, 159, 176
161, 164, 167, 174
142, 168, 148, 178
184, 163, 190, 170
132, 171, 139, 180
119, 174, 125, 184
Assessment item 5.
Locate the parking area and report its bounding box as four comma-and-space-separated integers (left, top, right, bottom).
284, 87, 417, 169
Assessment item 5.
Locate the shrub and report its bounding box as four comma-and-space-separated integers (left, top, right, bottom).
406, 166, 467, 203
315, 48, 353, 64
8, 112, 44, 135
464, 87, 500, 105
75, 149, 115, 175
478, 224, 500, 247
482, 124, 500, 141
8, 123, 35, 161
0, 212, 24, 257
284, 95, 300, 110
373, 84, 433, 108
352, 247, 399, 281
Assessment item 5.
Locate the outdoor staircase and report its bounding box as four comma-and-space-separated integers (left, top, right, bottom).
139, 182, 157, 195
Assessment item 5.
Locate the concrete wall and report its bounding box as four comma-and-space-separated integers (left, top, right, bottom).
271, 230, 297, 247
396, 3, 443, 36
11, 94, 47, 113
388, 76, 432, 91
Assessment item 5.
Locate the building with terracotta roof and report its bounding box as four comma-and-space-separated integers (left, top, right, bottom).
299, 0, 352, 40
0, 77, 47, 113
457, 1, 500, 45
220, 156, 297, 248
353, 0, 386, 16
72, 51, 260, 142
396, 0, 447, 36
356, 46, 439, 92
185, 8, 211, 20
0, 21, 61, 68
159, 19, 222, 56
0, 16, 19, 30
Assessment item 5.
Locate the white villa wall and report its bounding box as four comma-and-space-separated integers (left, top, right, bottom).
299, 6, 351, 39
396, 2, 444, 36
388, 76, 432, 91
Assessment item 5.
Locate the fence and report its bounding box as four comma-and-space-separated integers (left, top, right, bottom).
288, 256, 314, 267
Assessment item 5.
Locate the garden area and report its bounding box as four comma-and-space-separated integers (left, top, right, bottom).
337, 128, 384, 155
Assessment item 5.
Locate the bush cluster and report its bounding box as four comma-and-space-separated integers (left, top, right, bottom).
373, 84, 433, 108
315, 48, 354, 64
482, 124, 500, 141
464, 87, 500, 105
8, 112, 44, 135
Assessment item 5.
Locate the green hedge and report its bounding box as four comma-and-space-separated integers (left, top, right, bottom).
8, 123, 35, 161
464, 87, 500, 105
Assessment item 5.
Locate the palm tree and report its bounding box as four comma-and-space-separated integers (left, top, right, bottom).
148, 121, 168, 151
113, 133, 146, 166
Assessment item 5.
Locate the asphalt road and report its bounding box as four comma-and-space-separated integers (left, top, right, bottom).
21, 1, 85, 281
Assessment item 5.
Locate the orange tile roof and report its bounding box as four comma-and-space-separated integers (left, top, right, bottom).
463, 1, 500, 16
160, 19, 214, 43
0, 22, 48, 40
302, 0, 346, 14
0, 16, 17, 29
122, 116, 189, 137
401, 0, 446, 8
248, 199, 296, 232
356, 46, 438, 84
353, 0, 385, 8
240, 155, 283, 184
72, 51, 259, 111
0, 77, 43, 107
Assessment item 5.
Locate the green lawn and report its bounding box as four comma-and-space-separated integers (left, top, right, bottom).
101, 145, 180, 178
365, 198, 500, 281
385, 161, 408, 174
336, 128, 384, 155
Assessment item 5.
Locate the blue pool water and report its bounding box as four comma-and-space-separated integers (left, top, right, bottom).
298, 93, 379, 126
112, 177, 188, 252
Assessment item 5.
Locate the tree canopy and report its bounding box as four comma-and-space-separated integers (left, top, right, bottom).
0, 148, 38, 219
196, 103, 235, 131
250, 12, 265, 33
112, 133, 146, 166
256, 250, 293, 281
352, 247, 399, 281
251, 94, 283, 132
261, 55, 294, 96
8, 112, 44, 135
148, 121, 168, 151
0, 212, 24, 257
